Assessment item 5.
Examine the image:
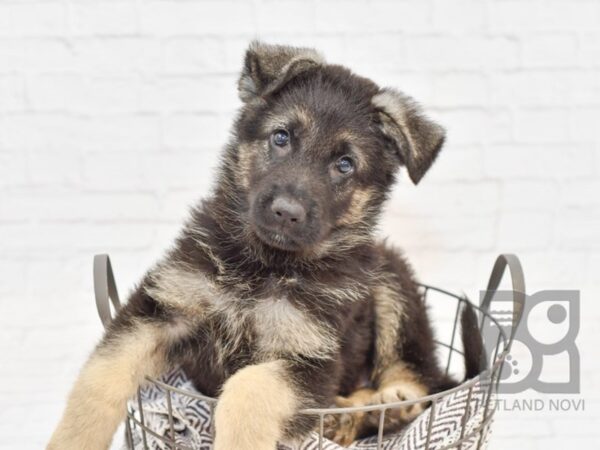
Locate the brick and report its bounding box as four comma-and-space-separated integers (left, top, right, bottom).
556, 215, 600, 250
161, 190, 201, 223
0, 74, 26, 112
405, 250, 479, 290
484, 144, 595, 179
501, 180, 560, 213
579, 33, 600, 68
0, 114, 88, 152
72, 38, 161, 74
560, 180, 600, 212
432, 72, 489, 107
387, 181, 500, 218
343, 35, 408, 73
516, 250, 588, 286
256, 1, 316, 34
140, 1, 256, 35
27, 149, 82, 185
432, 0, 486, 33
315, 1, 431, 33
588, 254, 600, 287
494, 417, 553, 437
28, 74, 141, 113
568, 70, 600, 106
0, 190, 161, 222
23, 39, 77, 71
68, 1, 138, 36
497, 212, 554, 250
162, 37, 226, 74
570, 107, 600, 143
162, 113, 225, 150
436, 109, 512, 145
4, 1, 67, 37
488, 1, 539, 33
406, 36, 519, 71
141, 151, 220, 191
140, 75, 239, 113
0, 151, 28, 189
514, 109, 570, 143
380, 215, 496, 252
425, 145, 485, 182
522, 34, 579, 69
490, 71, 571, 108
0, 40, 24, 70
82, 115, 162, 152
81, 152, 147, 190
0, 260, 26, 295
535, 1, 600, 32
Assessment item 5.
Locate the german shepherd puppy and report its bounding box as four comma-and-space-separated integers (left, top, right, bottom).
48, 42, 483, 450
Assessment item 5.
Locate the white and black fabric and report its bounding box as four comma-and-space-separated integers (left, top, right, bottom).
124, 369, 492, 450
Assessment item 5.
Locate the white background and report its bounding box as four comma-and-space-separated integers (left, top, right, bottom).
0, 0, 598, 448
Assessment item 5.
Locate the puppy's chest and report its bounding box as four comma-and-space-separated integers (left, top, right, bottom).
212, 292, 338, 360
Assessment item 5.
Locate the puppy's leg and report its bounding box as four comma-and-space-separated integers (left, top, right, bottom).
323, 388, 375, 447
325, 362, 428, 445
214, 357, 340, 450
213, 360, 298, 450
370, 361, 428, 423
47, 306, 182, 450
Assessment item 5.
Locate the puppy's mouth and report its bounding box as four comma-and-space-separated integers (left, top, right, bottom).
252, 224, 304, 252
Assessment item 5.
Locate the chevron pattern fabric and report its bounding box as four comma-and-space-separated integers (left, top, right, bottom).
124, 370, 492, 450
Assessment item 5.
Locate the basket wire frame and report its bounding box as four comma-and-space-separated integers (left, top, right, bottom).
93, 254, 524, 450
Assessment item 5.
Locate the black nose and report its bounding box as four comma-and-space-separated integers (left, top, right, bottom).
271, 196, 306, 225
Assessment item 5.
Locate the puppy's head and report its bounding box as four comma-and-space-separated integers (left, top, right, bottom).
224, 42, 445, 256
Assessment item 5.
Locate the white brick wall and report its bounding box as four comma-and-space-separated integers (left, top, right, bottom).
0, 1, 598, 448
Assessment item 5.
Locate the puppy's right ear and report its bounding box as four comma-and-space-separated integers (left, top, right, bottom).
238, 41, 324, 102
372, 88, 445, 185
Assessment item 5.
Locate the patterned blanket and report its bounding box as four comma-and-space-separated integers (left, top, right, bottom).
125, 370, 491, 450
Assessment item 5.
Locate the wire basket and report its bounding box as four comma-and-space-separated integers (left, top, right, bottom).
93, 254, 525, 450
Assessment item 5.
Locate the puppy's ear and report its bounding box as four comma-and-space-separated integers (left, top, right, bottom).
372, 88, 445, 184
238, 41, 325, 102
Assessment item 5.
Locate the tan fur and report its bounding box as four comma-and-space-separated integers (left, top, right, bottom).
372, 282, 406, 375
214, 360, 298, 450
263, 105, 315, 135
235, 141, 271, 190
145, 264, 219, 315
372, 88, 445, 184
325, 362, 428, 446
149, 259, 339, 361
372, 361, 428, 421
182, 220, 227, 274
254, 296, 339, 360
372, 91, 411, 140
334, 131, 368, 168
47, 322, 182, 450
337, 187, 374, 226
239, 42, 325, 102
324, 388, 376, 446
236, 142, 255, 189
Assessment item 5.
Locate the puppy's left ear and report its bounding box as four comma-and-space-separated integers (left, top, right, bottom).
238, 41, 325, 102
372, 88, 445, 184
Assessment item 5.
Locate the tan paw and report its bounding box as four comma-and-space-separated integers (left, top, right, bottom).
321, 395, 366, 447
370, 384, 427, 421
323, 412, 361, 446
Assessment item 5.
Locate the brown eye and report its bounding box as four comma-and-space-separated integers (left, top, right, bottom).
336, 156, 354, 174
271, 129, 290, 147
